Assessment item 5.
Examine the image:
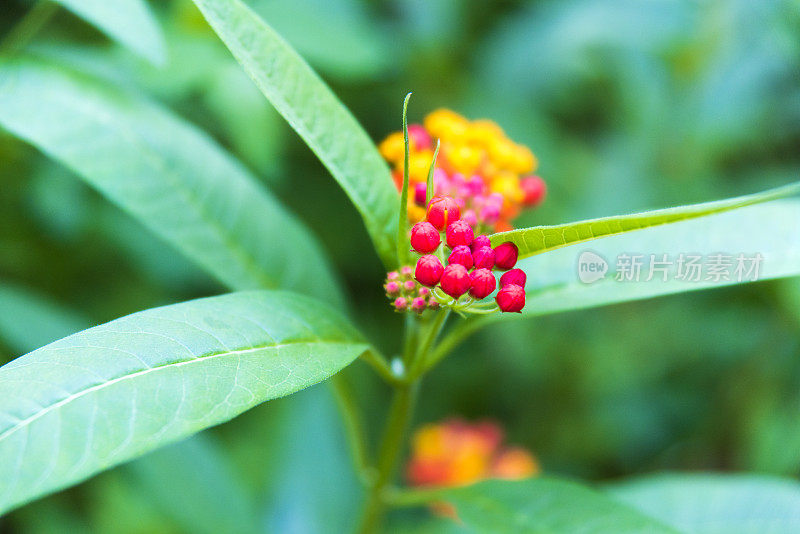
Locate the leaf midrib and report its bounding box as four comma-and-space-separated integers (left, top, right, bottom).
0, 340, 363, 443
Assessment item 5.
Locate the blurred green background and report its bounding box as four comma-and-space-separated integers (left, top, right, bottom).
1, 0, 800, 532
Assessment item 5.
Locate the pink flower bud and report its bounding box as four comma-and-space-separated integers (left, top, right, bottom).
415, 255, 444, 287
394, 297, 408, 311
473, 246, 495, 270
440, 264, 471, 298
520, 176, 546, 207
401, 266, 414, 276
414, 182, 428, 206
426, 196, 461, 231
408, 124, 432, 150
469, 268, 496, 299
500, 268, 526, 288
448, 245, 474, 270
411, 297, 427, 312
387, 271, 400, 281
494, 242, 519, 270
471, 235, 491, 253
496, 285, 525, 313
410, 222, 441, 254
446, 220, 474, 248
385, 281, 400, 295
428, 298, 439, 309
404, 280, 417, 292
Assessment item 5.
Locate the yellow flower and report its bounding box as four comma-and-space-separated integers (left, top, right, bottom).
424, 109, 468, 141
378, 131, 406, 164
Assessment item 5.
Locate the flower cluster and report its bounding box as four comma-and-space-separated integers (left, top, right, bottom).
406, 419, 539, 489
379, 109, 546, 234
384, 266, 439, 314
408, 196, 527, 313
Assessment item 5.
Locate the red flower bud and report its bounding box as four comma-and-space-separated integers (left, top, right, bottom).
446, 220, 474, 248
404, 280, 417, 292
411, 297, 427, 312
494, 242, 519, 270
499, 268, 526, 289
469, 268, 497, 299
440, 264, 471, 298
408, 124, 432, 151
394, 297, 408, 311
471, 234, 491, 253
415, 255, 444, 287
401, 266, 414, 276
496, 284, 525, 313
448, 245, 473, 270
426, 196, 461, 231
410, 222, 440, 254
473, 246, 496, 270
387, 271, 400, 281
520, 176, 546, 207
414, 182, 428, 206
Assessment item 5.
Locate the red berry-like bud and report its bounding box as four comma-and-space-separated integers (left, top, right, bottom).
496, 285, 525, 313
394, 297, 408, 311
520, 176, 547, 207
401, 266, 414, 276
494, 242, 519, 270
471, 234, 491, 253
419, 287, 430, 297
385, 281, 400, 295
411, 297, 427, 312
414, 182, 428, 206
469, 268, 496, 299
446, 220, 474, 248
410, 222, 441, 254
415, 255, 444, 287
404, 280, 417, 291
439, 264, 471, 298
499, 268, 526, 288
387, 271, 400, 281
473, 246, 495, 270
448, 245, 474, 270
426, 196, 461, 231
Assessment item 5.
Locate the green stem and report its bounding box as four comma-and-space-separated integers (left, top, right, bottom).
329, 373, 373, 485
418, 315, 491, 376
359, 349, 402, 386
409, 310, 450, 378
0, 1, 58, 56
357, 381, 418, 534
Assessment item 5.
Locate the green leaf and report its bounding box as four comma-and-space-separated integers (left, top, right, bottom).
516, 199, 800, 317
607, 473, 800, 533
398, 478, 677, 533
0, 290, 368, 515
0, 57, 344, 309
490, 181, 800, 258
398, 92, 412, 267
190, 0, 400, 269
127, 437, 259, 534
53, 0, 166, 65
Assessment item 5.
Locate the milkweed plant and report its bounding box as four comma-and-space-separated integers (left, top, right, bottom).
1, 1, 799, 533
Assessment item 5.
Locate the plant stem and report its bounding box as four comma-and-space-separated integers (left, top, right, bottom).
418, 315, 491, 376
0, 0, 58, 56
357, 381, 418, 534
359, 349, 402, 386
330, 373, 373, 485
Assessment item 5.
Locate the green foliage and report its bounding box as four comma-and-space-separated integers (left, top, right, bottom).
608, 473, 800, 533
190, 0, 400, 269
491, 182, 800, 259
403, 478, 677, 533
52, 0, 165, 64
0, 57, 344, 308
0, 290, 368, 515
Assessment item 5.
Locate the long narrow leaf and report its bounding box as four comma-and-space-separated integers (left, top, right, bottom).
491, 181, 800, 258
190, 0, 400, 268
0, 57, 344, 309
52, 0, 166, 65
0, 290, 368, 516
